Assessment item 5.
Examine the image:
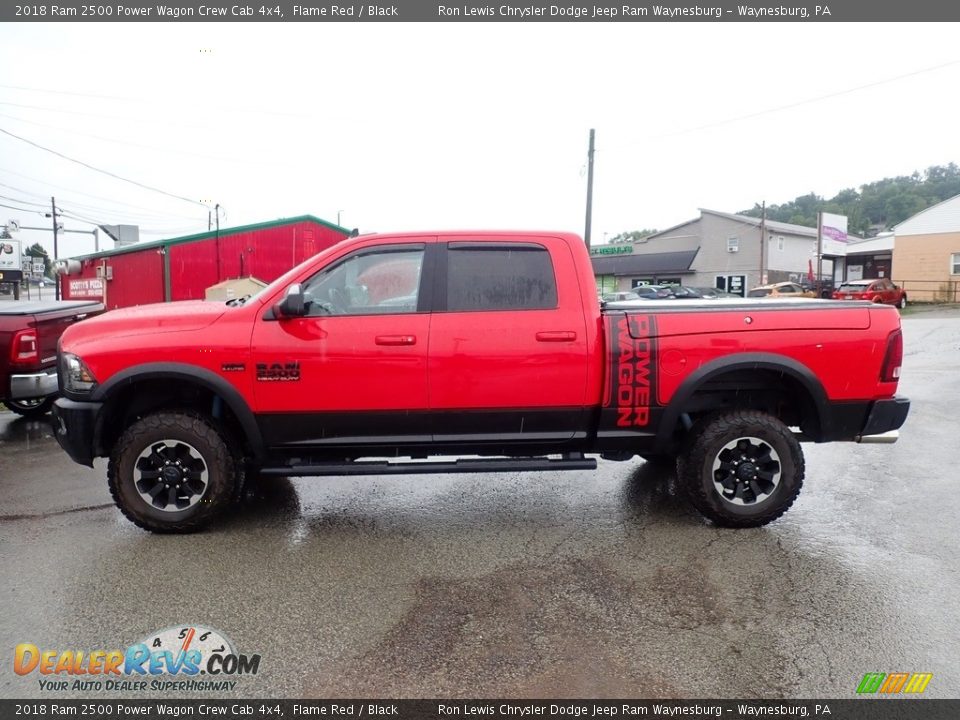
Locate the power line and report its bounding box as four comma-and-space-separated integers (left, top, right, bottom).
602, 59, 960, 152
56, 206, 203, 237
0, 126, 211, 210
0, 200, 46, 215
0, 111, 290, 168
0, 180, 207, 229
0, 171, 205, 221
0, 83, 143, 102
0, 193, 49, 208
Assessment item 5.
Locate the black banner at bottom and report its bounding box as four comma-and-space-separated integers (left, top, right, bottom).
2, 700, 959, 720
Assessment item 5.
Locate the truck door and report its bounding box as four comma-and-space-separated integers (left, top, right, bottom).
250, 241, 432, 449
427, 239, 589, 443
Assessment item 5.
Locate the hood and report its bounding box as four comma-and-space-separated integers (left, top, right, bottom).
62, 300, 228, 347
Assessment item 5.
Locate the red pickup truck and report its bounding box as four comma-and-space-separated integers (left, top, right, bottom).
51, 231, 909, 533
1, 300, 104, 418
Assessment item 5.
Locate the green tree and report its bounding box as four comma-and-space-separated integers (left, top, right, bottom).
739, 163, 960, 236
24, 243, 51, 278
609, 229, 658, 243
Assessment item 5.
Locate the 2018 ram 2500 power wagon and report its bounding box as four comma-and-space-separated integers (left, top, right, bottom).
51, 231, 909, 532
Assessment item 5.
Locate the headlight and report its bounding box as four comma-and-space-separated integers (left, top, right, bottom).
60, 352, 98, 394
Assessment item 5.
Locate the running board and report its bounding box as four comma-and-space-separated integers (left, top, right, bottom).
260, 454, 597, 477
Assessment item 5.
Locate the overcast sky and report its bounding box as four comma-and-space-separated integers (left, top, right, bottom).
1, 22, 958, 260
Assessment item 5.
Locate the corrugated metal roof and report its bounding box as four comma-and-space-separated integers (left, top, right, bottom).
700, 209, 820, 237
70, 214, 349, 261
591, 249, 699, 275
647, 209, 829, 241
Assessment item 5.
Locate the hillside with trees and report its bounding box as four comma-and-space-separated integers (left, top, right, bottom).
608, 163, 960, 241
738, 163, 960, 236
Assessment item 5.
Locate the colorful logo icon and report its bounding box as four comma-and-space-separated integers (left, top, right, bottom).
856, 672, 933, 694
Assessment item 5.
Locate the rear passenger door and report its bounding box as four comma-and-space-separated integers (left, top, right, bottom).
427, 238, 589, 443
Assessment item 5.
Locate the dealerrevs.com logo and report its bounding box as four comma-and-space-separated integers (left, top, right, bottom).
14, 625, 261, 692
856, 672, 933, 694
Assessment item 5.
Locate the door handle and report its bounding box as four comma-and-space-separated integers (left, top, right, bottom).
375, 335, 417, 346
536, 331, 577, 342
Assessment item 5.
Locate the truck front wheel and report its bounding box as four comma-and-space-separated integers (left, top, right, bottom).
677, 410, 804, 528
108, 411, 236, 533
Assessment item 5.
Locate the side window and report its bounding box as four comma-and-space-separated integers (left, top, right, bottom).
779, 284, 797, 294
302, 246, 424, 316
446, 244, 558, 311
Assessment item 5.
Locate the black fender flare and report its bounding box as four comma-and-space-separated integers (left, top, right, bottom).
91, 362, 265, 460
655, 352, 830, 446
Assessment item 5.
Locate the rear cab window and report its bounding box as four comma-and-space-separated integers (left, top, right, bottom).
443, 242, 558, 312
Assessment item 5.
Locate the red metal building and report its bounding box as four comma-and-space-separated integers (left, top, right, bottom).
60, 215, 350, 310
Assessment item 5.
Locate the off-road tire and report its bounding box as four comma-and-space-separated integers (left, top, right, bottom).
677, 409, 804, 528
108, 411, 236, 533
5, 396, 55, 418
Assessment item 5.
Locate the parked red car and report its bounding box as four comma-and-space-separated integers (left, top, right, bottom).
833, 279, 907, 308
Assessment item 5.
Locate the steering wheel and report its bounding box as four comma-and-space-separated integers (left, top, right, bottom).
328, 287, 348, 313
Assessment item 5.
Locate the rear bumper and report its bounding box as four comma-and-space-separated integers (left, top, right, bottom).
818, 396, 910, 443
9, 368, 58, 400
51, 397, 102, 467
858, 396, 910, 439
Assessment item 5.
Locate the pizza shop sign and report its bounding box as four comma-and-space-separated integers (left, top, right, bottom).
69, 278, 104, 298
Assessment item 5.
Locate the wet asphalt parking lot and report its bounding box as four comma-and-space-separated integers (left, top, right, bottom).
1, 309, 958, 700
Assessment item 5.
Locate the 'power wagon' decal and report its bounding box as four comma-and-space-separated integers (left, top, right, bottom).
608, 314, 658, 427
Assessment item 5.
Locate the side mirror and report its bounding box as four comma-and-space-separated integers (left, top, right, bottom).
275, 283, 307, 318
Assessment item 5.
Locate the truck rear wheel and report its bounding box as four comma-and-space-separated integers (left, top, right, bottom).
108, 411, 236, 533
677, 410, 804, 528
5, 397, 55, 418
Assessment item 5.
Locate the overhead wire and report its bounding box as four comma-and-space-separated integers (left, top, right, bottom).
598, 59, 960, 154
0, 110, 286, 167
0, 193, 49, 208
0, 201, 47, 215
0, 171, 205, 222
0, 182, 207, 231
0, 126, 211, 210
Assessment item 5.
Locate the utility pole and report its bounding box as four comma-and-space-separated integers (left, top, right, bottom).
759, 201, 766, 286
215, 203, 221, 282
49, 197, 61, 300
18, 215, 99, 299
816, 211, 824, 289
584, 128, 595, 249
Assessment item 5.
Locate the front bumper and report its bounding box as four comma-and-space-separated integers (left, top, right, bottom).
10, 368, 58, 400
51, 397, 102, 468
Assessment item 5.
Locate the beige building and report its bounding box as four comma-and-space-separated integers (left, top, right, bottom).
592, 209, 837, 296
892, 193, 960, 302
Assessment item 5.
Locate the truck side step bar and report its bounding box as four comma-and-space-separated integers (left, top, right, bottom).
260, 453, 598, 477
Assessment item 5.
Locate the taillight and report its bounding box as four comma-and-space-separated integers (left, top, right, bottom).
880, 329, 903, 383
10, 329, 39, 365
